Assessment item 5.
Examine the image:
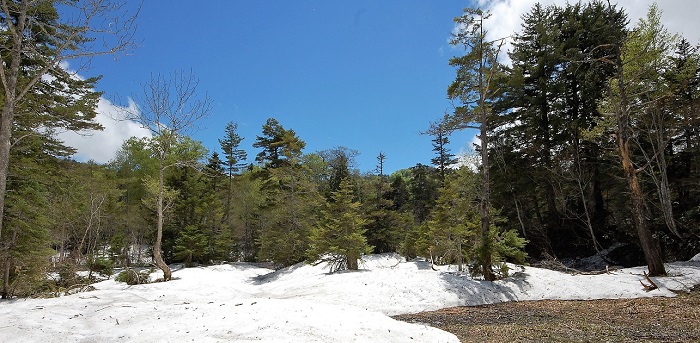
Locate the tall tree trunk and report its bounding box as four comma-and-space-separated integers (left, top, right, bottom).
615, 58, 666, 276
478, 23, 494, 281
0, 102, 14, 245
1, 231, 17, 298
0, 104, 14, 292
480, 115, 495, 281
0, 0, 28, 247
2, 252, 10, 299
0, 2, 28, 298
153, 162, 172, 281
574, 141, 602, 253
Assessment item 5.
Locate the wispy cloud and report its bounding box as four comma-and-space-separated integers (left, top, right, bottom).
58, 97, 151, 164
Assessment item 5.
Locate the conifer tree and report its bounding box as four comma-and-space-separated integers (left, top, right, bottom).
376, 152, 387, 177
174, 225, 208, 267
253, 118, 305, 169
407, 164, 439, 224
427, 121, 457, 186
0, 0, 137, 251
255, 120, 319, 266
320, 146, 358, 196
362, 175, 412, 254
201, 152, 229, 261
219, 122, 247, 221
448, 8, 507, 281
258, 161, 321, 266
307, 178, 372, 272
424, 168, 479, 272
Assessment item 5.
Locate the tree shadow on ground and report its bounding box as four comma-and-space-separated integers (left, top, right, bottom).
436, 268, 532, 306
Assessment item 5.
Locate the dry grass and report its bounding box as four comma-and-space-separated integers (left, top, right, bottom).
394, 287, 700, 342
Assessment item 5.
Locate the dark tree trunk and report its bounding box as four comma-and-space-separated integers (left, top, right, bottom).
614, 56, 666, 276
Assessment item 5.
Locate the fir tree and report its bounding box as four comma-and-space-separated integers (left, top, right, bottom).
307, 178, 372, 272
219, 122, 247, 221
255, 125, 320, 266
174, 225, 208, 267
427, 122, 458, 185
257, 162, 321, 266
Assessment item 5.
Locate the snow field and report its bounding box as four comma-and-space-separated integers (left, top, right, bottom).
1, 253, 698, 342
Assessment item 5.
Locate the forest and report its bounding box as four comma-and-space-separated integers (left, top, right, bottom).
0, 0, 698, 300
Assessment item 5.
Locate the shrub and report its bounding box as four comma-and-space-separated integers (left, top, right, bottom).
89, 257, 114, 277
115, 269, 152, 285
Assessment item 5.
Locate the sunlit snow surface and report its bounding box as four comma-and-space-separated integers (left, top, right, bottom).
2, 253, 699, 342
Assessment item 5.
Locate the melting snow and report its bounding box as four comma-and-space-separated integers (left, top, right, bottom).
1, 253, 698, 342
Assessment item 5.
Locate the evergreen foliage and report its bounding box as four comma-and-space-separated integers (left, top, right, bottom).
1, 1, 699, 297
421, 168, 479, 271
257, 161, 321, 267
0, 0, 137, 298
307, 178, 372, 272
253, 118, 306, 169
361, 175, 412, 254
174, 225, 208, 267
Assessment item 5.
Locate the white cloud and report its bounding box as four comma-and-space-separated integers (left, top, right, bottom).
471, 0, 700, 64
58, 97, 151, 164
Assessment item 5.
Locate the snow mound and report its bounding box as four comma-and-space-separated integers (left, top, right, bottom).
2, 255, 699, 342
691, 253, 700, 262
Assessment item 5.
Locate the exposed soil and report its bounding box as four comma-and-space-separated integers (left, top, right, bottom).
394, 286, 700, 342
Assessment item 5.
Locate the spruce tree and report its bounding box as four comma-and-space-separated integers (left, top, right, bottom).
307, 178, 372, 272
253, 118, 305, 169
362, 175, 411, 254
174, 225, 208, 267
258, 161, 321, 266
427, 122, 457, 186
219, 122, 247, 221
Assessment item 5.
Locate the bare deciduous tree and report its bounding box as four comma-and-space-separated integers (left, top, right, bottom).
124, 70, 211, 281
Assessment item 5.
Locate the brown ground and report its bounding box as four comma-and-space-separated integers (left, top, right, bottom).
394, 287, 700, 342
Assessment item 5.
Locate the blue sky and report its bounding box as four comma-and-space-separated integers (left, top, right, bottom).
65, 0, 699, 174
68, 0, 475, 173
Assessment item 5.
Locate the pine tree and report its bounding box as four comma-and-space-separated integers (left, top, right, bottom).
2, 143, 53, 298
362, 175, 412, 254
320, 147, 358, 196
407, 164, 439, 224
253, 118, 305, 169
495, 1, 627, 257
307, 178, 372, 272
424, 168, 479, 272
376, 152, 387, 177
448, 8, 507, 281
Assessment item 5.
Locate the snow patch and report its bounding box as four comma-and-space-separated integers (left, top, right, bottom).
691, 253, 700, 262
1, 255, 699, 342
